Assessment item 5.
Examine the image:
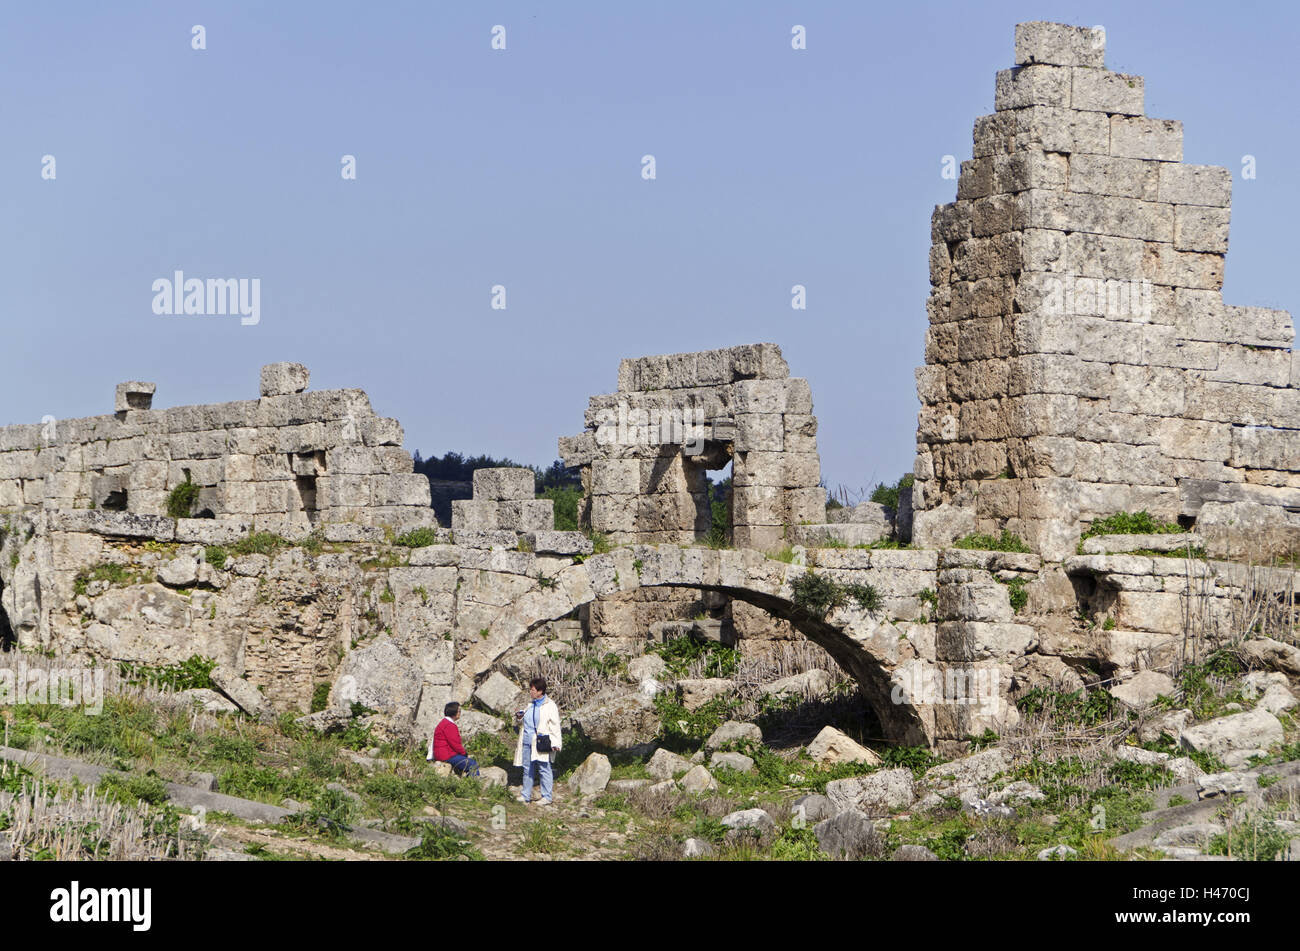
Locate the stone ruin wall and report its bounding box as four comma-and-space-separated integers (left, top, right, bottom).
912, 21, 1300, 563
0, 362, 436, 540
558, 343, 828, 652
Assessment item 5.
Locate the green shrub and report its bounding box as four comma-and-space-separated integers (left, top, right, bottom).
649, 636, 738, 679
954, 530, 1031, 553
394, 528, 441, 548
844, 582, 883, 614
166, 480, 201, 519
1207, 815, 1291, 861
869, 473, 914, 512
310, 683, 331, 713
118, 654, 216, 692
791, 571, 844, 618
230, 532, 290, 557
204, 546, 227, 569
406, 825, 483, 861
1003, 577, 1028, 613
1081, 510, 1186, 540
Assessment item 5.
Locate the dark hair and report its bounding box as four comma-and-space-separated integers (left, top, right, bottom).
529, 676, 547, 695
444, 701, 460, 717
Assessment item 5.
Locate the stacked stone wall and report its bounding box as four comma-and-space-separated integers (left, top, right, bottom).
912, 22, 1300, 561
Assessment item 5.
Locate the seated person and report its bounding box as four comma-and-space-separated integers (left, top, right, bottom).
428, 701, 480, 777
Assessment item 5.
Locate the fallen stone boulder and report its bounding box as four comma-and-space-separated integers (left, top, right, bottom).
709, 751, 755, 774
814, 809, 883, 860
210, 666, 275, 722
680, 765, 718, 794
474, 671, 522, 717
826, 768, 915, 816
1180, 708, 1284, 758
807, 725, 881, 767
677, 678, 733, 711
568, 693, 660, 751
568, 753, 612, 797
1109, 670, 1175, 709
922, 747, 1009, 793
1238, 638, 1300, 678
647, 748, 692, 782
704, 720, 763, 751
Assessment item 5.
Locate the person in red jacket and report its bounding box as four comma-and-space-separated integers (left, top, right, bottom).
428, 701, 479, 776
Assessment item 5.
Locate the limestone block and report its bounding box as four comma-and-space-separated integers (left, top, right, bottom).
1071, 68, 1144, 115
728, 343, 788, 381
472, 467, 535, 501
796, 522, 887, 547
592, 458, 640, 496
591, 494, 636, 533
1067, 154, 1158, 201
733, 379, 787, 415
785, 378, 814, 414
734, 414, 784, 452
1109, 116, 1183, 162
497, 499, 554, 533
523, 531, 593, 555
991, 152, 1068, 193
1230, 427, 1300, 471
935, 621, 1038, 662
783, 414, 819, 454
451, 500, 499, 531
259, 362, 310, 397
1157, 164, 1231, 207
1109, 670, 1175, 708
174, 519, 254, 545
114, 382, 156, 412
1004, 105, 1111, 156
453, 530, 520, 550
994, 65, 1071, 110
1014, 22, 1105, 68
376, 473, 432, 507
254, 482, 292, 513
1021, 189, 1173, 243
1173, 205, 1230, 254
473, 671, 523, 716
1180, 708, 1284, 758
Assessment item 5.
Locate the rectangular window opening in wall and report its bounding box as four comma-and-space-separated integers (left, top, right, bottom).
295, 474, 319, 523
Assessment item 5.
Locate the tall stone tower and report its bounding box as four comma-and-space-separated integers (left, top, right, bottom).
911, 22, 1299, 561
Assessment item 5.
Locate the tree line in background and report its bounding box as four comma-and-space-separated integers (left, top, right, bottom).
412, 450, 911, 535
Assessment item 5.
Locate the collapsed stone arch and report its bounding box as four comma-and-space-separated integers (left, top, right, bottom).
459, 545, 933, 746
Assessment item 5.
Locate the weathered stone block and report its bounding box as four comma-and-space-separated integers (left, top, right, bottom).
1109, 116, 1182, 162
1071, 68, 1144, 115
994, 65, 1072, 110
472, 467, 535, 501
1014, 21, 1105, 68
259, 362, 310, 397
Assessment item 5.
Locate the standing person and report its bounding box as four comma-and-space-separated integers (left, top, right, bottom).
428, 701, 480, 777
513, 676, 561, 806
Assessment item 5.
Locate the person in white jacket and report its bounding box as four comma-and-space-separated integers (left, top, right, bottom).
513, 676, 561, 805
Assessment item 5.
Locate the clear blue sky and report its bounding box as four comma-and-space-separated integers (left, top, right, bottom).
2, 1, 1296, 492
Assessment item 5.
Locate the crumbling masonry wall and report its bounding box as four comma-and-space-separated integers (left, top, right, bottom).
558, 344, 827, 650
559, 344, 826, 551
912, 22, 1300, 562
0, 362, 436, 539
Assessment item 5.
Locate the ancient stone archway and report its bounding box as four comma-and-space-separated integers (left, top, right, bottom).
452, 545, 942, 746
